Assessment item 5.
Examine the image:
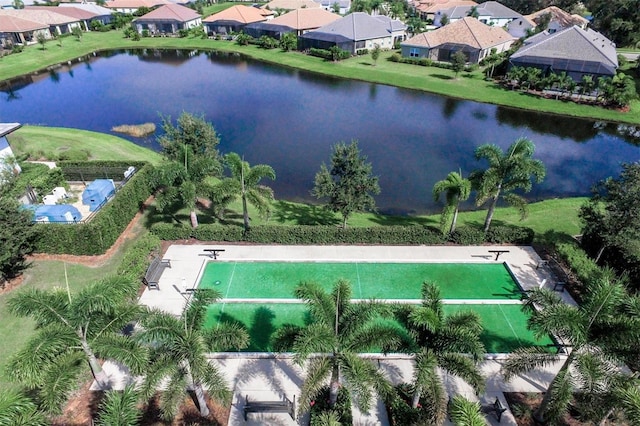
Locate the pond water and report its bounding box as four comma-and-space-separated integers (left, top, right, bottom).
1, 49, 639, 214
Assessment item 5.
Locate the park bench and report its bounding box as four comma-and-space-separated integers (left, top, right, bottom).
484, 397, 507, 422
142, 257, 170, 290
203, 248, 225, 259
243, 394, 295, 421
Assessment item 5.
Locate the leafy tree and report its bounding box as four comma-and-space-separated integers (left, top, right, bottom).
398, 282, 484, 419
0, 390, 47, 426
580, 162, 640, 291
94, 385, 141, 426
450, 51, 467, 78
313, 140, 380, 228
470, 137, 545, 232
72, 26, 83, 41
466, 6, 479, 18
449, 395, 485, 426
36, 32, 46, 50
0, 197, 36, 286
274, 280, 400, 413
607, 72, 637, 107
584, 0, 640, 46
440, 13, 449, 26
502, 276, 640, 424
433, 170, 471, 234
331, 1, 340, 14
158, 112, 221, 164
370, 43, 381, 66
213, 152, 276, 231
406, 15, 425, 35
580, 74, 596, 100
6, 276, 146, 413
280, 32, 297, 51
136, 289, 249, 420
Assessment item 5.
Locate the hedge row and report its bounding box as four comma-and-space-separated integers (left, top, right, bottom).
149, 223, 534, 245
33, 163, 154, 255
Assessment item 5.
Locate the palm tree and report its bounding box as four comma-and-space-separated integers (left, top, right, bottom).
7, 276, 146, 413
215, 152, 276, 231
433, 170, 471, 234
136, 289, 249, 420
94, 385, 142, 426
273, 280, 402, 414
448, 395, 485, 426
0, 390, 47, 426
580, 75, 595, 101
151, 151, 220, 228
470, 137, 546, 232
502, 276, 640, 424
399, 282, 484, 422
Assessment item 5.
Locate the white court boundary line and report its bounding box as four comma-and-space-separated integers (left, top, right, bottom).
498, 303, 523, 346
219, 261, 238, 316
219, 298, 524, 305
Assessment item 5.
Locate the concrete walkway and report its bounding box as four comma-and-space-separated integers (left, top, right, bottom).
116, 244, 576, 425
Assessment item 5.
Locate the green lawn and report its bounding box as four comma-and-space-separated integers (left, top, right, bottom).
0, 225, 146, 391
8, 125, 163, 164
1, 31, 638, 124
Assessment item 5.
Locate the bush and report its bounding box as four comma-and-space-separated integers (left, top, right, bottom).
57, 149, 90, 161
178, 29, 189, 38
449, 226, 485, 245
385, 383, 432, 426
235, 33, 252, 45
258, 35, 278, 49
554, 241, 600, 285
485, 225, 535, 244
310, 386, 352, 426
141, 29, 150, 38
390, 52, 401, 62
356, 48, 369, 55
117, 232, 161, 280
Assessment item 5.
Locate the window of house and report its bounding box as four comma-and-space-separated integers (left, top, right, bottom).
409, 47, 420, 57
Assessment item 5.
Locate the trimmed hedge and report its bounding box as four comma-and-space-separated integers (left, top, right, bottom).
117, 232, 161, 281
33, 163, 154, 254
149, 223, 534, 245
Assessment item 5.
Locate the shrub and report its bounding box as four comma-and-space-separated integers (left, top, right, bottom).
310, 386, 352, 426
258, 35, 278, 49
554, 241, 599, 285
485, 225, 534, 244
235, 33, 252, 45
390, 52, 401, 62
117, 232, 161, 280
141, 29, 150, 38
385, 383, 432, 426
356, 48, 369, 55
178, 28, 189, 38
57, 149, 90, 161
449, 226, 485, 245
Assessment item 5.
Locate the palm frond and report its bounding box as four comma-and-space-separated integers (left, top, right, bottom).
195, 361, 232, 404
528, 303, 586, 343
94, 385, 142, 426
616, 381, 640, 425
138, 353, 177, 401
344, 321, 405, 354
294, 281, 336, 326
136, 309, 182, 345
0, 390, 47, 426
449, 395, 485, 426
272, 324, 303, 352
444, 310, 482, 334
537, 365, 575, 424
7, 288, 70, 327
38, 351, 85, 414
93, 333, 149, 376
292, 322, 335, 363
158, 369, 189, 422
341, 353, 385, 413
501, 346, 559, 381
438, 353, 485, 394
298, 357, 332, 411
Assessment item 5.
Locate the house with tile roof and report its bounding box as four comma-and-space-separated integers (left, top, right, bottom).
0, 8, 82, 35
412, 0, 477, 22
59, 4, 114, 27
0, 13, 50, 46
262, 0, 321, 12
509, 25, 617, 81
245, 8, 339, 38
435, 1, 521, 27
133, 4, 200, 35
203, 5, 267, 36
299, 12, 406, 54
26, 5, 97, 31
104, 0, 171, 14
401, 16, 513, 63
507, 6, 589, 39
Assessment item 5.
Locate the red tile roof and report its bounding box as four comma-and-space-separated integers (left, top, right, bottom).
137, 4, 200, 21
0, 13, 48, 32
203, 5, 266, 24
404, 17, 513, 49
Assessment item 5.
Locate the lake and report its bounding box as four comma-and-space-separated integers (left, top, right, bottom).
1, 49, 639, 214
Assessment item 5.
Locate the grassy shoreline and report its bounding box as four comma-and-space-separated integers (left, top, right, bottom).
1, 31, 639, 125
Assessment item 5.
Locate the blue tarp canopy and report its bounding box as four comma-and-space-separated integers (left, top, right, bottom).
82, 179, 115, 212
25, 204, 82, 223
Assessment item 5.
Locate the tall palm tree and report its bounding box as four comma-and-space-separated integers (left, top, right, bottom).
470, 137, 546, 232
151, 151, 220, 228
502, 276, 640, 424
7, 276, 146, 413
580, 75, 595, 101
433, 170, 471, 234
273, 280, 402, 414
399, 282, 484, 422
214, 152, 276, 231
136, 289, 249, 420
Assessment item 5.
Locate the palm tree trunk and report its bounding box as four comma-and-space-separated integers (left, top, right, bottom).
341, 215, 348, 229
449, 206, 459, 234
329, 363, 340, 408
242, 194, 250, 231
411, 385, 422, 409
483, 191, 500, 232
193, 381, 211, 417
190, 209, 199, 228
81, 339, 110, 390
533, 351, 574, 424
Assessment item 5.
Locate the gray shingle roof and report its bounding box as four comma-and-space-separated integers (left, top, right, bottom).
304, 12, 401, 41
510, 26, 618, 75
442, 1, 521, 19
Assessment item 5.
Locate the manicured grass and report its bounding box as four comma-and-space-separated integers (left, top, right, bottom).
8, 125, 163, 164
0, 225, 147, 391
199, 262, 521, 300
1, 31, 638, 124
204, 302, 553, 353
